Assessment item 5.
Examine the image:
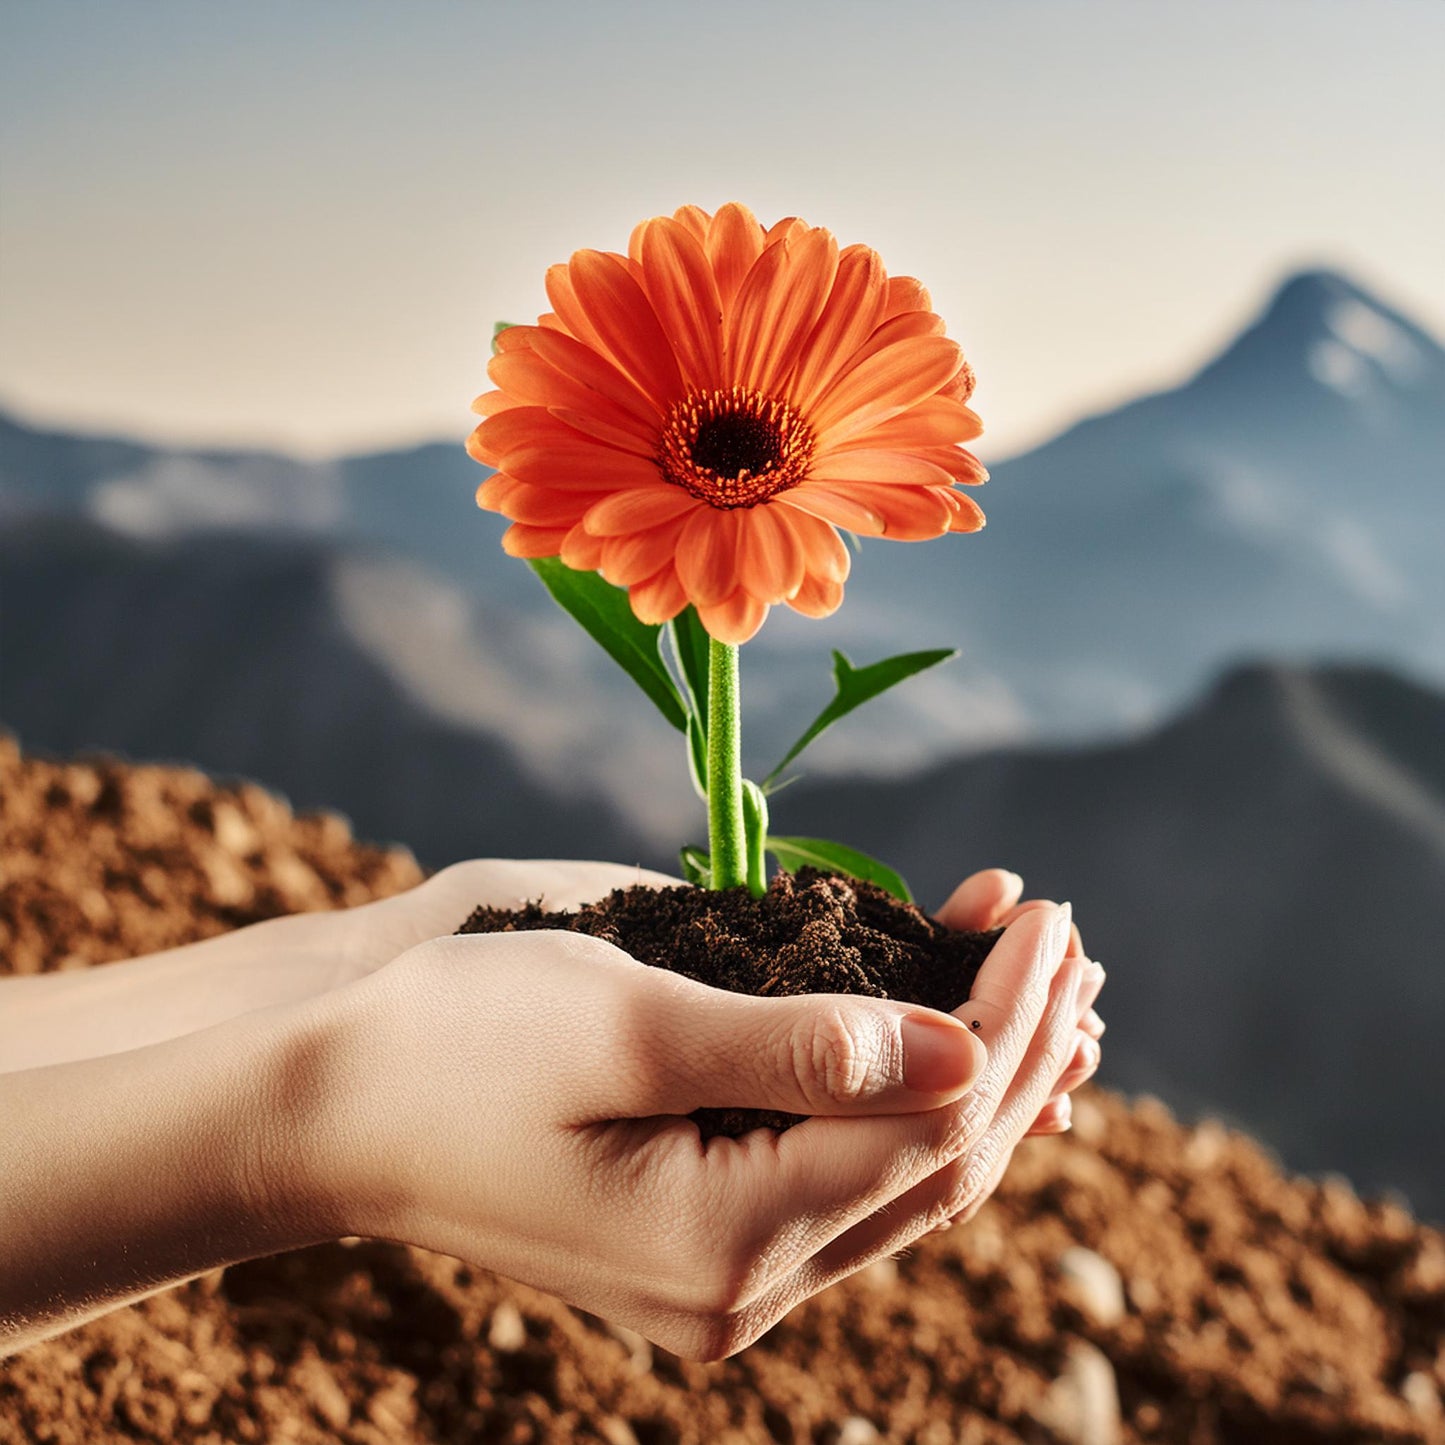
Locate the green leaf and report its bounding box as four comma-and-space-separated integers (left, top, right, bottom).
668, 607, 712, 722
763, 647, 957, 786
668, 608, 714, 802
527, 558, 688, 733
491, 321, 520, 355
679, 845, 711, 886
767, 835, 914, 903
742, 780, 769, 898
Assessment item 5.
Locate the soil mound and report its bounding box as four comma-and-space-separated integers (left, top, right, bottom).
2, 740, 1441, 1444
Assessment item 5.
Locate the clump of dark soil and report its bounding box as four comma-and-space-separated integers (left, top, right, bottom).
457, 870, 1000, 1137
3, 739, 1443, 1445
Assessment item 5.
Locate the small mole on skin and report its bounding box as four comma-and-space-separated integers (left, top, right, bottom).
971, 1020, 982, 1030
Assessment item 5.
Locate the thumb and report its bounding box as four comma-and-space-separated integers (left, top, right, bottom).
627, 976, 988, 1118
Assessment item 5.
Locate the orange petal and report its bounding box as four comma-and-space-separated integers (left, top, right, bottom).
637, 217, 724, 390
697, 588, 769, 645
809, 335, 963, 444
504, 444, 660, 491
567, 250, 686, 409
833, 397, 984, 450
790, 244, 888, 408
489, 351, 657, 450
470, 389, 527, 418
706, 202, 765, 316
629, 563, 690, 624
940, 358, 978, 404
476, 472, 522, 510
561, 522, 606, 571
526, 327, 660, 423
884, 276, 932, 319
911, 445, 989, 485
483, 479, 589, 527
943, 489, 987, 532
583, 487, 699, 536
729, 227, 839, 394
501, 523, 569, 559
764, 216, 806, 247
840, 483, 955, 540
786, 573, 846, 619
545, 263, 607, 354
782, 508, 852, 584
776, 486, 885, 536
808, 449, 958, 488
671, 204, 712, 243
600, 517, 690, 587
472, 405, 594, 464
736, 503, 807, 604
675, 507, 744, 607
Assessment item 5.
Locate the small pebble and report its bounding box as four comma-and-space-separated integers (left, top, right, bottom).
487, 1300, 527, 1353
1059, 1246, 1126, 1326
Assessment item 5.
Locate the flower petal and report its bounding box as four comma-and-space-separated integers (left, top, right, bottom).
787, 573, 845, 619
488, 351, 657, 451
728, 227, 839, 394
469, 389, 526, 418
943, 489, 987, 533
706, 202, 765, 316
583, 487, 699, 537
838, 483, 956, 540
910, 445, 989, 485
637, 217, 724, 390
791, 244, 888, 409
629, 563, 690, 624
808, 449, 958, 488
526, 327, 660, 424
560, 522, 606, 571
675, 507, 744, 607
736, 503, 807, 604
600, 516, 690, 587
501, 523, 570, 559
504, 441, 663, 490
566, 250, 686, 408
471, 405, 594, 465
697, 588, 769, 645
783, 508, 852, 583
775, 486, 885, 536
809, 335, 963, 444
884, 276, 932, 318
482, 478, 590, 527
832, 397, 984, 451
672, 204, 712, 244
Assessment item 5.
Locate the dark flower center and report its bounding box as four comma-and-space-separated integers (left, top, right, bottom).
690, 413, 785, 480
657, 387, 816, 509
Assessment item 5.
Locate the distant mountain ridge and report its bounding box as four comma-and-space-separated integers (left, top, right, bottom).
4, 265, 1443, 776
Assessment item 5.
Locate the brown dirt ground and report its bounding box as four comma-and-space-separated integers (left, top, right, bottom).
1, 738, 1441, 1445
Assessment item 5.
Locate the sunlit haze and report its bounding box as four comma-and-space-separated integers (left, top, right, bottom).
2, 0, 1441, 462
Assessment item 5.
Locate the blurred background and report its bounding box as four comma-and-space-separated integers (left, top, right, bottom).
2, 1, 1442, 1216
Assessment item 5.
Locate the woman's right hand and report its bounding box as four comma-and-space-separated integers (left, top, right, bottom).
283, 897, 1090, 1360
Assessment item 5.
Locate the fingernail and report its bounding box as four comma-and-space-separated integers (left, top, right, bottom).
1078, 963, 1106, 1013
1002, 870, 1024, 895
901, 1011, 984, 1094
1050, 902, 1073, 957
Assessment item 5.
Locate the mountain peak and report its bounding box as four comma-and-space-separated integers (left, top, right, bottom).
1195, 267, 1445, 402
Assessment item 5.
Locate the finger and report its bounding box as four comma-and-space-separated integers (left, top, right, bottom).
1026, 1094, 1073, 1136
934, 868, 1024, 932
1080, 1007, 1105, 1041
667, 903, 1079, 1298
772, 954, 1086, 1289
998, 901, 1086, 961
1077, 962, 1106, 1016
616, 969, 987, 1120
1056, 1034, 1101, 1093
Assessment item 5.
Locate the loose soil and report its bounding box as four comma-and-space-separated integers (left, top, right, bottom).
456, 871, 1000, 1138
2, 738, 1442, 1445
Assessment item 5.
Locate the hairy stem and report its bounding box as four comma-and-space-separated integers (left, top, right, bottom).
706, 640, 746, 890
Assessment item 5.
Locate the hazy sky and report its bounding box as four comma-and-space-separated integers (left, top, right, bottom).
2, 0, 1441, 461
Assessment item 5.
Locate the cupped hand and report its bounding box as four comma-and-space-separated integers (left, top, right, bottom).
281, 878, 1090, 1360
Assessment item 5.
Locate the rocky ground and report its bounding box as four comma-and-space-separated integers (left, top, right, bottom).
1, 739, 1441, 1444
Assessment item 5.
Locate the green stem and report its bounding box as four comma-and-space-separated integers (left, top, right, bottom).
707, 639, 746, 890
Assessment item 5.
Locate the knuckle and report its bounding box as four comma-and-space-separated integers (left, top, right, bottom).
800, 1006, 878, 1107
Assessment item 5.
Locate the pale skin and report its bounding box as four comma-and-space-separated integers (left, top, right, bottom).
0, 861, 1104, 1361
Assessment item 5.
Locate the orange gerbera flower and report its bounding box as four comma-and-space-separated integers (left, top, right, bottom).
468, 203, 986, 644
